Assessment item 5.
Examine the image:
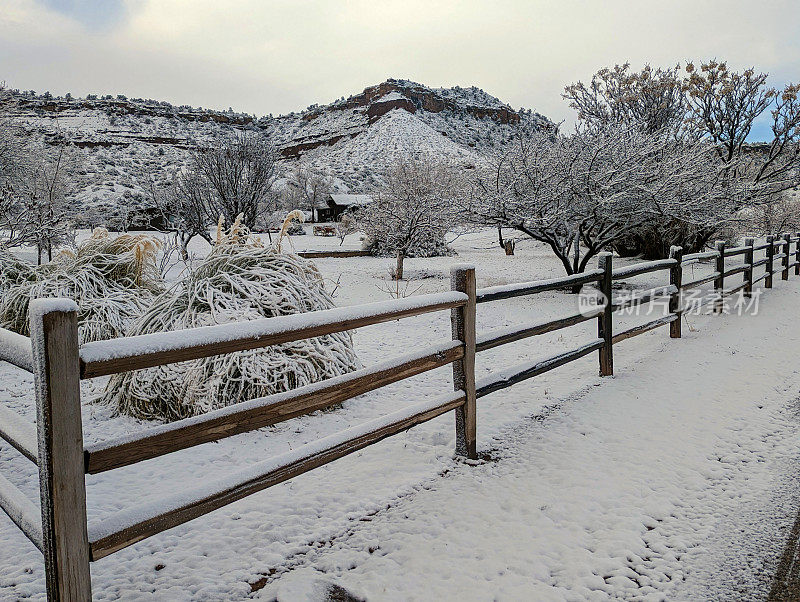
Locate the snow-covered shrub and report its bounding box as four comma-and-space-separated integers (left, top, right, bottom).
0, 229, 161, 342
100, 217, 360, 422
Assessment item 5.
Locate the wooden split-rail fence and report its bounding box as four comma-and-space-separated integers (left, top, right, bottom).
1, 232, 799, 599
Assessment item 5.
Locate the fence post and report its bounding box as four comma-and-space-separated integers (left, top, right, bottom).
714, 240, 725, 313
796, 232, 800, 276
30, 299, 91, 602
743, 237, 754, 298
597, 253, 613, 376
450, 265, 477, 460
766, 235, 775, 288
668, 246, 682, 338
782, 233, 791, 280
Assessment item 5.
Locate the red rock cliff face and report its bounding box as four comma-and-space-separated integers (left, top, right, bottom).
11, 96, 254, 126
282, 80, 523, 156
365, 95, 417, 121
305, 80, 520, 125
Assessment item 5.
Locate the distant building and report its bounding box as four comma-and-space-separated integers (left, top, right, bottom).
321, 194, 373, 221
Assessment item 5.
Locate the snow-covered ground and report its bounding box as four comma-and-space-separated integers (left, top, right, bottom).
1, 229, 797, 600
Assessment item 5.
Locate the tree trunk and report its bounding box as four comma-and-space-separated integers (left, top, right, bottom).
395, 250, 404, 281
497, 226, 505, 250
503, 240, 515, 255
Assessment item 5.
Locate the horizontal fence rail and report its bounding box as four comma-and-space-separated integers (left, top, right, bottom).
682, 249, 719, 261
2, 233, 799, 600
612, 285, 676, 312
87, 390, 466, 560
723, 245, 750, 257
0, 472, 43, 551
475, 338, 604, 399
296, 250, 371, 259
611, 258, 676, 279
0, 405, 38, 463
722, 263, 750, 278
681, 271, 721, 290
84, 341, 465, 474
475, 308, 602, 353
612, 314, 679, 345
0, 327, 34, 373
475, 269, 603, 303
79, 292, 467, 379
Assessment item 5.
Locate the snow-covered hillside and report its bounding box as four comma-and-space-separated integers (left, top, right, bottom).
4, 80, 553, 222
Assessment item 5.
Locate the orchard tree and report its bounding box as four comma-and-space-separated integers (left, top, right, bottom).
146, 170, 213, 260
563, 63, 686, 135
149, 132, 282, 254
564, 60, 800, 257
190, 132, 280, 229
744, 192, 800, 236
0, 87, 32, 247
336, 212, 358, 245
288, 161, 332, 222
361, 158, 460, 280
15, 142, 81, 263
684, 61, 800, 198
0, 90, 80, 260
468, 126, 732, 279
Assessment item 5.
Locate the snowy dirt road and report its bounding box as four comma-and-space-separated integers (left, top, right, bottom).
259, 281, 800, 601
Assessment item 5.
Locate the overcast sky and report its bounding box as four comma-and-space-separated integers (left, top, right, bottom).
2, 0, 798, 140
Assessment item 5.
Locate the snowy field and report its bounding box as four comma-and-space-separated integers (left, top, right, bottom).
1, 229, 798, 600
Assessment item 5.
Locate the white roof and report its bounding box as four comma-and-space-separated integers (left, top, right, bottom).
329, 194, 373, 207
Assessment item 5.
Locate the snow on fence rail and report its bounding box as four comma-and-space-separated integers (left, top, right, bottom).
2, 232, 800, 600
78, 291, 468, 378
0, 326, 34, 372
83, 340, 465, 474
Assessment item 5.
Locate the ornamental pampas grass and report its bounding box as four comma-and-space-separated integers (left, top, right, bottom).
0, 229, 162, 343
101, 213, 360, 422
0, 249, 36, 294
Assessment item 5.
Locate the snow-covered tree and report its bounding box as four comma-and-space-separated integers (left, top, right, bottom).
19, 143, 82, 263
146, 170, 213, 260
287, 161, 332, 222
743, 191, 800, 236
564, 61, 800, 257
361, 158, 459, 280
0, 95, 80, 261
190, 132, 280, 229
684, 61, 800, 198
468, 126, 732, 278
563, 63, 687, 135
336, 212, 358, 245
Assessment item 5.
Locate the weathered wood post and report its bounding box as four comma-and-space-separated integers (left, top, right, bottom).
30, 299, 91, 601
782, 233, 791, 280
714, 240, 725, 313
668, 246, 682, 338
766, 235, 775, 288
597, 252, 613, 376
796, 232, 800, 276
743, 237, 754, 298
450, 265, 477, 460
